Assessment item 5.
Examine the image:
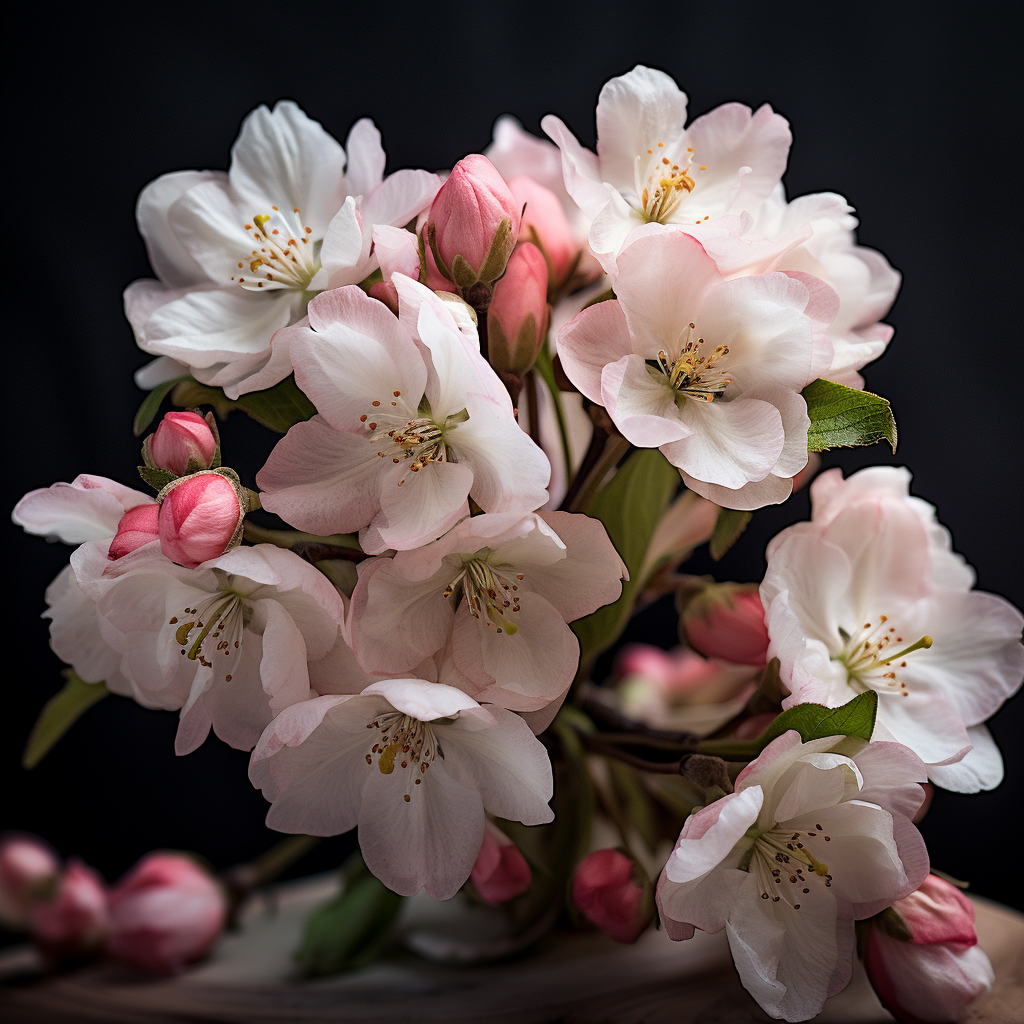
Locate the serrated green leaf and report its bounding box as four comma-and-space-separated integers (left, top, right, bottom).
571, 449, 680, 675
169, 375, 316, 433
803, 379, 897, 452
756, 690, 878, 747
709, 507, 752, 561
23, 673, 108, 769
295, 861, 403, 977
133, 377, 191, 436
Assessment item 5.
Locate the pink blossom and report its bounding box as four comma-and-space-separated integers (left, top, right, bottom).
426, 155, 520, 288
107, 853, 227, 975
572, 849, 651, 944
682, 586, 769, 667
158, 471, 244, 569
0, 833, 60, 928
108, 503, 161, 560
486, 242, 550, 375
471, 822, 532, 904
148, 411, 218, 476
864, 875, 994, 1023
28, 860, 109, 965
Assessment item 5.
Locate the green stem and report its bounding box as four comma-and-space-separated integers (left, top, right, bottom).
534, 345, 573, 478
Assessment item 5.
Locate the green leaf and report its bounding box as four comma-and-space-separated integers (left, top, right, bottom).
709, 508, 752, 561
138, 465, 177, 492
759, 689, 878, 745
23, 673, 108, 769
295, 859, 404, 977
803, 379, 897, 452
572, 449, 680, 674
133, 377, 191, 436
170, 375, 317, 433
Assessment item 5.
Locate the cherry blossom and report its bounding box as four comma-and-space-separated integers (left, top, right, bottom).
350, 511, 625, 711
557, 231, 836, 509
761, 466, 1024, 792
126, 102, 438, 398
256, 280, 550, 554
657, 732, 929, 1021
249, 679, 553, 899
541, 65, 791, 271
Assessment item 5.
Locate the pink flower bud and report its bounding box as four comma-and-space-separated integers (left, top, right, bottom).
158, 471, 245, 569
470, 823, 532, 905
508, 176, 580, 292
107, 853, 227, 975
149, 411, 218, 476
427, 155, 520, 292
572, 849, 653, 944
28, 859, 109, 965
683, 586, 769, 667
486, 242, 550, 375
108, 503, 160, 560
864, 875, 994, 1023
0, 832, 60, 927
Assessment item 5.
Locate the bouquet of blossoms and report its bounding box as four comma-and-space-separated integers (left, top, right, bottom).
9, 65, 1022, 1022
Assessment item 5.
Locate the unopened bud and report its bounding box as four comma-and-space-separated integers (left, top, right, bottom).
572, 848, 654, 944
108, 503, 160, 560
470, 823, 532, 905
0, 832, 60, 928
427, 155, 520, 297
107, 853, 227, 975
28, 859, 109, 966
680, 583, 769, 667
486, 243, 550, 375
508, 176, 582, 295
148, 411, 218, 476
157, 470, 246, 569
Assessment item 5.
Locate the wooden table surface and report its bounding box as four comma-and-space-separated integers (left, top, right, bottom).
2, 872, 1021, 1023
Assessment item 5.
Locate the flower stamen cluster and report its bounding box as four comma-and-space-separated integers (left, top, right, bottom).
233, 206, 319, 291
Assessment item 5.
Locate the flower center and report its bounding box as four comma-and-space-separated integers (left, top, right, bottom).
364, 712, 444, 802
368, 402, 469, 486
634, 142, 709, 224
747, 822, 834, 910
169, 589, 250, 673
230, 206, 319, 292
444, 556, 525, 635
649, 322, 731, 403
835, 615, 933, 698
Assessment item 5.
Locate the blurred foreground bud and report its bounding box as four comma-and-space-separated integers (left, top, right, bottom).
0, 832, 60, 928
864, 874, 994, 1023
470, 823, 532, 905
28, 859, 109, 966
157, 470, 247, 569
107, 852, 227, 975
148, 411, 218, 477
680, 582, 769, 667
427, 155, 520, 301
108, 503, 160, 560
572, 848, 653, 944
487, 243, 550, 375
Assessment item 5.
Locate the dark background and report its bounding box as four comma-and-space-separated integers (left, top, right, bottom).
4, 5, 1022, 913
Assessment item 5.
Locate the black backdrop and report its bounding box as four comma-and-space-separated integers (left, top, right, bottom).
4, 5, 1022, 912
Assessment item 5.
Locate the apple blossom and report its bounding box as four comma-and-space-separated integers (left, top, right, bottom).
256, 281, 550, 554
249, 679, 554, 899
108, 503, 161, 560
863, 874, 994, 1023
158, 471, 246, 569
147, 410, 218, 476
471, 822, 532, 904
657, 732, 929, 1021
761, 466, 1024, 792
557, 231, 836, 509
126, 102, 438, 398
486, 242, 550, 375
350, 511, 626, 711
28, 860, 110, 966
541, 65, 791, 271
680, 584, 770, 667
0, 833, 60, 928
426, 154, 520, 294
573, 848, 653, 944
92, 544, 345, 755
107, 853, 227, 975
